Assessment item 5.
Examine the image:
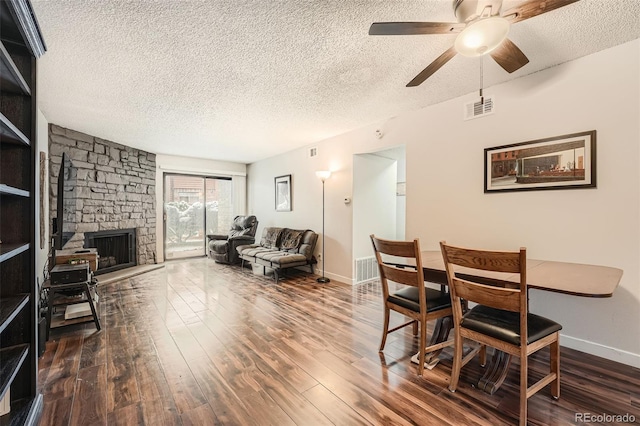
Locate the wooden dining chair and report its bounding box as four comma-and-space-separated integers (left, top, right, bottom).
371, 235, 454, 376
440, 241, 562, 426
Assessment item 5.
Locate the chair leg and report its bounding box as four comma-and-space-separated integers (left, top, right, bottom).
520, 355, 528, 426
417, 318, 427, 376
379, 307, 390, 351
479, 345, 487, 367
412, 320, 418, 336
551, 337, 560, 399
449, 329, 464, 392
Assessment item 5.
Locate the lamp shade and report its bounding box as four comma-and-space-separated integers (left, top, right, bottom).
316, 170, 331, 181
454, 17, 510, 57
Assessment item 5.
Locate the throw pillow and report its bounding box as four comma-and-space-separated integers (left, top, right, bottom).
280, 229, 303, 250
260, 227, 283, 248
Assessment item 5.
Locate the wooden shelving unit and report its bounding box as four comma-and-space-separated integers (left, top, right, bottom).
0, 295, 29, 334
45, 279, 100, 336
0, 41, 30, 96
0, 0, 46, 424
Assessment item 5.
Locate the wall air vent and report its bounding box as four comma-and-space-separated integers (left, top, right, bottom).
309, 147, 318, 158
464, 96, 494, 121
355, 256, 379, 284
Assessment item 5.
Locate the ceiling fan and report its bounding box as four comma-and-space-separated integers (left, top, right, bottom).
369, 0, 580, 87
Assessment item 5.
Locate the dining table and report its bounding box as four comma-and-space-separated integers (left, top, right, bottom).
402, 250, 624, 394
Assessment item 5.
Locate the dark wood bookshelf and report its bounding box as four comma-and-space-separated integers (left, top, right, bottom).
0, 41, 30, 96
0, 345, 28, 400
0, 113, 29, 145
0, 244, 29, 264
0, 184, 29, 197
0, 0, 46, 424
0, 395, 42, 426
0, 295, 29, 334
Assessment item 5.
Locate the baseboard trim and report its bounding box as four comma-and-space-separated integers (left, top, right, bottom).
320, 271, 353, 285
561, 334, 640, 368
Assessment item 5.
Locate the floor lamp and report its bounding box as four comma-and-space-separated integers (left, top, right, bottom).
316, 170, 331, 283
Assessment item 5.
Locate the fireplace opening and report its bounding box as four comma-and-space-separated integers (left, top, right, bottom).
84, 228, 137, 275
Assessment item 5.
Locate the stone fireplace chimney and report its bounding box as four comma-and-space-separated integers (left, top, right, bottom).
49, 124, 157, 267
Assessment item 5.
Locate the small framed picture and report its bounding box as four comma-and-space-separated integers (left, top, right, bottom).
275, 174, 292, 211
484, 130, 596, 193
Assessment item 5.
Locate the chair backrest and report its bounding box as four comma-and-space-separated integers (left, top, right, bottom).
440, 241, 528, 345
370, 234, 426, 310
229, 215, 258, 237
294, 230, 318, 261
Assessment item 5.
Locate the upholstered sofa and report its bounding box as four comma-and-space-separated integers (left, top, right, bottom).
236, 227, 318, 283
207, 215, 258, 264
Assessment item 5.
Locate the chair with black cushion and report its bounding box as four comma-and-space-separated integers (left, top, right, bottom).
371, 234, 454, 376
440, 241, 562, 426
208, 215, 258, 264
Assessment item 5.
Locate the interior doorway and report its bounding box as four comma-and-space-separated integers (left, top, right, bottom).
352, 146, 406, 281
163, 174, 233, 260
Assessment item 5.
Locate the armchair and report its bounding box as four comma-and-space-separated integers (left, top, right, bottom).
207, 215, 258, 264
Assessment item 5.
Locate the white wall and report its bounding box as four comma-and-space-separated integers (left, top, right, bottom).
396, 194, 406, 240
363, 146, 407, 241
246, 40, 640, 367
35, 109, 49, 288
353, 154, 397, 260
155, 154, 247, 262
375, 146, 407, 240
396, 152, 406, 241
247, 135, 391, 283
406, 42, 639, 367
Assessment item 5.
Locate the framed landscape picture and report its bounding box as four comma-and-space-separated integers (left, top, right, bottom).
275, 174, 292, 211
484, 130, 596, 193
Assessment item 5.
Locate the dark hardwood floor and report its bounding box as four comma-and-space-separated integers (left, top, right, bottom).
39, 258, 640, 425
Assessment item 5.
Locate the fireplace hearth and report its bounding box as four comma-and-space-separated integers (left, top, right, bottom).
85, 228, 137, 274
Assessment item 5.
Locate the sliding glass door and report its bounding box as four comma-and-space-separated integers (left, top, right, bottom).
163, 174, 233, 260
205, 176, 234, 239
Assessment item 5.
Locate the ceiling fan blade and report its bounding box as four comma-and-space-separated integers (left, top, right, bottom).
369, 22, 464, 36
490, 38, 530, 73
501, 0, 581, 24
407, 47, 457, 87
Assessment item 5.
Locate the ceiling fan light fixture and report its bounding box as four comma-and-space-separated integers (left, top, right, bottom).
454, 16, 510, 57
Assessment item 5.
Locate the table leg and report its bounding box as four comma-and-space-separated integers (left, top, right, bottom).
411, 315, 454, 368
477, 349, 512, 394
414, 315, 512, 394
424, 315, 453, 363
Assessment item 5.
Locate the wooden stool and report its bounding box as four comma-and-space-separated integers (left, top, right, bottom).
44, 280, 101, 340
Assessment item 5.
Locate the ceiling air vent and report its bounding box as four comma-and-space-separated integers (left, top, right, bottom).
464, 96, 494, 121
308, 147, 318, 158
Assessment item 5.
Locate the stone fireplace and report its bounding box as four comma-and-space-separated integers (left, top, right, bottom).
49, 124, 157, 267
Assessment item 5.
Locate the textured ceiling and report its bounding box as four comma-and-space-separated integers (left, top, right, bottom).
32, 0, 640, 164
